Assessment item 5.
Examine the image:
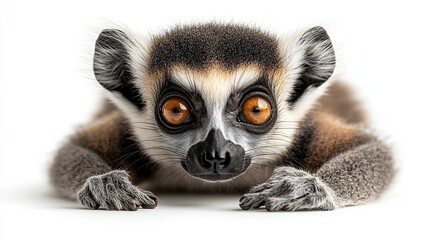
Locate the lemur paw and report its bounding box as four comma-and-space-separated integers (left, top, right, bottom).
77, 170, 158, 211
239, 167, 338, 211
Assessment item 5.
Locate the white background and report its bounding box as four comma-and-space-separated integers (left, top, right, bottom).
0, 0, 428, 239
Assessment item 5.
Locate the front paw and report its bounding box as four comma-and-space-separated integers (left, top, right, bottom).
239, 167, 337, 211
77, 170, 158, 211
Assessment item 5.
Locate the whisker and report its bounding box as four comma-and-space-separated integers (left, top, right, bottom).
142, 146, 187, 155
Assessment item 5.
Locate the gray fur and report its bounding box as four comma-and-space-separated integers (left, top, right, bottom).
50, 143, 158, 211
316, 141, 394, 206
49, 143, 112, 199
93, 29, 136, 90
240, 140, 394, 211
93, 29, 146, 109
77, 170, 158, 211
240, 167, 337, 211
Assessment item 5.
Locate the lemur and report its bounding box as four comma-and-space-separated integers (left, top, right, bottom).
50, 23, 394, 211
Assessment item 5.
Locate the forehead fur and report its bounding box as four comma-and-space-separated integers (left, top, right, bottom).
171, 64, 262, 98
147, 23, 281, 71
141, 64, 287, 107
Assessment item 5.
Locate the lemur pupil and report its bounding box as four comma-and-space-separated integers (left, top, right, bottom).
253, 107, 260, 113
173, 108, 180, 114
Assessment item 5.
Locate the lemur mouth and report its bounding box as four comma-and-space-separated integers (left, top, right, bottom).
191, 173, 243, 181
181, 157, 251, 181
181, 129, 251, 182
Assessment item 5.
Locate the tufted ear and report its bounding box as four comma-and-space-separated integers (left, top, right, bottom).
287, 26, 336, 104
93, 29, 145, 109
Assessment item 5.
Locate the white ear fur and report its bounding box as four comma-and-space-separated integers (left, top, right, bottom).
93, 29, 134, 89
93, 28, 149, 110
280, 26, 336, 119
297, 26, 336, 83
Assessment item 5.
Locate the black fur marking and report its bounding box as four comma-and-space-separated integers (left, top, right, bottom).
231, 80, 278, 135
288, 79, 323, 104
148, 23, 281, 70
288, 27, 335, 104
120, 130, 158, 183
155, 77, 206, 134
94, 29, 145, 110
278, 115, 314, 168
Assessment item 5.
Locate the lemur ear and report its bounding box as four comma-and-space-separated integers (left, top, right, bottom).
288, 26, 336, 104
93, 29, 145, 109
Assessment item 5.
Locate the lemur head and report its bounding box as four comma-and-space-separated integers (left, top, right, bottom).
93, 23, 335, 182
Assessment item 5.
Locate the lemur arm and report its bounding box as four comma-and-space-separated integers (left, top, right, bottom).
49, 111, 158, 210
240, 112, 394, 211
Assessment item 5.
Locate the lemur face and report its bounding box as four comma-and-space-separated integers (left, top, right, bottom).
93, 23, 335, 182
153, 65, 279, 181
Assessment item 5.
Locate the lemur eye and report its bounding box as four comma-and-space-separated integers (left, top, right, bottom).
241, 96, 272, 125
161, 97, 191, 126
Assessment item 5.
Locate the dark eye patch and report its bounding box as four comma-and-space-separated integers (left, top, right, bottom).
225, 78, 278, 134
155, 78, 206, 134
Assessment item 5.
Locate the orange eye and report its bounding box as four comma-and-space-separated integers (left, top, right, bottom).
241, 96, 272, 125
161, 97, 191, 126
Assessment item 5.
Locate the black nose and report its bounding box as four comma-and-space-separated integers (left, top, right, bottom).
199, 151, 231, 172
182, 128, 251, 181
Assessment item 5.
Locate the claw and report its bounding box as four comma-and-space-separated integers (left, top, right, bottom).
239, 193, 267, 210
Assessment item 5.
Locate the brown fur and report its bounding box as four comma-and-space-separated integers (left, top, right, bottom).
75, 110, 124, 159
303, 112, 373, 172
92, 99, 118, 119
316, 81, 368, 124
279, 81, 372, 173
71, 109, 156, 184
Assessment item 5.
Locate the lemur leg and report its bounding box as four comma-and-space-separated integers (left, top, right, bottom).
240, 141, 394, 211
50, 144, 158, 211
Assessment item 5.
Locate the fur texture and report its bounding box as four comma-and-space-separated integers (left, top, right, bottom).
49, 23, 394, 211
78, 170, 158, 210
148, 23, 281, 70
240, 167, 338, 211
